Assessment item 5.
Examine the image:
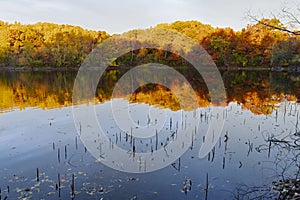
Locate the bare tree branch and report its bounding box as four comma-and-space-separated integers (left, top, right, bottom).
282, 8, 300, 26
248, 15, 300, 35
247, 3, 300, 36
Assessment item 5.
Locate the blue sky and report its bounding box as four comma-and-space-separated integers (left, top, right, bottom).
0, 0, 296, 33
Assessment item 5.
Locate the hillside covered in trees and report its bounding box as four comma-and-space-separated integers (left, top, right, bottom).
0, 21, 110, 68
0, 19, 299, 69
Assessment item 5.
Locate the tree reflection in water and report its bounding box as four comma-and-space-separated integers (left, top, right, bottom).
0, 70, 299, 114
0, 69, 299, 199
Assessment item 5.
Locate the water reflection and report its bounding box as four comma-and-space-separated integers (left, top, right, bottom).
0, 71, 75, 112
0, 70, 299, 199
0, 99, 299, 199
0, 70, 299, 114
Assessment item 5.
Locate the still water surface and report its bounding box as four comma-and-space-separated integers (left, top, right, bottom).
0, 70, 299, 199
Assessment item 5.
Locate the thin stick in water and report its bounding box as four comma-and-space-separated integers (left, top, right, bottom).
130, 128, 133, 145
211, 147, 215, 162
58, 173, 61, 188
58, 173, 61, 198
75, 137, 78, 150
65, 145, 67, 160
133, 139, 136, 158
71, 174, 75, 198
58, 148, 60, 163
268, 139, 271, 158
36, 168, 39, 182
205, 173, 209, 200
156, 129, 158, 151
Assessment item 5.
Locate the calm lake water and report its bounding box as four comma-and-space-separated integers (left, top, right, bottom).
0, 70, 299, 199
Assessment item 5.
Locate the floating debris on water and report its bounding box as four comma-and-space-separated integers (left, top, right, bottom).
181, 178, 192, 194
272, 179, 300, 199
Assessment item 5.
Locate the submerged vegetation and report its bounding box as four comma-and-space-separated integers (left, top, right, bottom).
0, 19, 299, 69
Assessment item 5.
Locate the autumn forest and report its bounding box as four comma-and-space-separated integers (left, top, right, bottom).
0, 19, 299, 70
1, 18, 300, 116
2, 3, 300, 198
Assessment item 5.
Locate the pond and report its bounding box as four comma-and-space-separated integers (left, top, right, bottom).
0, 70, 299, 199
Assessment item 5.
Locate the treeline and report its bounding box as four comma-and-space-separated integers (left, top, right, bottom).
157, 19, 300, 69
0, 21, 109, 68
0, 19, 299, 69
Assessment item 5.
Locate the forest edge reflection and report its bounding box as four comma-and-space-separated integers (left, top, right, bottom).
0, 70, 299, 198
0, 69, 299, 115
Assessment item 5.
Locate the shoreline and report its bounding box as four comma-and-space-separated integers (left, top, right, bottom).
0, 66, 297, 72
0, 66, 79, 72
